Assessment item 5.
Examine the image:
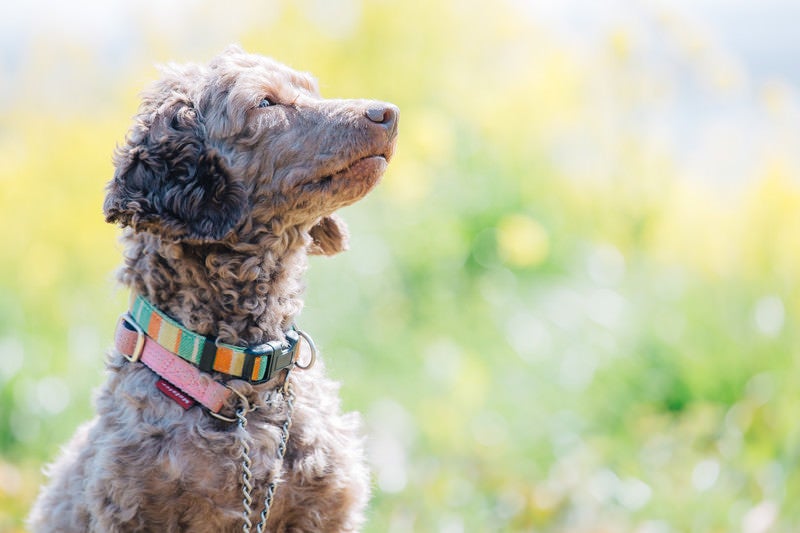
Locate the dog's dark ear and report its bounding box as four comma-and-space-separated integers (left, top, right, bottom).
104, 94, 246, 242
308, 214, 349, 255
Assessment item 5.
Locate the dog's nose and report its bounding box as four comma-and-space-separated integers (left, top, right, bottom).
365, 104, 399, 135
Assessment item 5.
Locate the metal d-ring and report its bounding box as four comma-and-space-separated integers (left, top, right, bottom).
119, 313, 145, 363
209, 384, 254, 423
293, 328, 317, 371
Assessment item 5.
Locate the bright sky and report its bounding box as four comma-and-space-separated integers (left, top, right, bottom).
2, 0, 797, 87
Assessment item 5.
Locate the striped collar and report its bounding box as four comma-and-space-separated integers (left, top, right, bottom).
127, 294, 299, 384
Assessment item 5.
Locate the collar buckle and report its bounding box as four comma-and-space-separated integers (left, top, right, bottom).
245, 330, 299, 384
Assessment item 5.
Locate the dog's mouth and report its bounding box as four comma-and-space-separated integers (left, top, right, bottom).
311, 151, 391, 190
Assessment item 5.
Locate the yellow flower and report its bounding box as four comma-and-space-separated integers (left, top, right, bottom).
497, 214, 549, 268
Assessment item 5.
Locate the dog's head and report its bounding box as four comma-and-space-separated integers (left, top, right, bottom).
104, 45, 398, 255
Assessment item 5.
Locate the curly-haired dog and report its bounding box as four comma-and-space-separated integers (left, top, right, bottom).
28, 46, 398, 532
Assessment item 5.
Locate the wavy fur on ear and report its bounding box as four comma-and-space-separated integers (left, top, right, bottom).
104, 92, 246, 242
308, 214, 350, 255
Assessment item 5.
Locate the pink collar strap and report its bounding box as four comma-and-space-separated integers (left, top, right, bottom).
115, 314, 234, 414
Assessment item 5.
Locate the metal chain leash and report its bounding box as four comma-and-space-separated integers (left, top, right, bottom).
238, 369, 297, 533
256, 377, 295, 533
237, 328, 315, 533
237, 406, 255, 533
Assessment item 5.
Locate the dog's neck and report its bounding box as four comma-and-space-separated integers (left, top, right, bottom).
117, 228, 309, 345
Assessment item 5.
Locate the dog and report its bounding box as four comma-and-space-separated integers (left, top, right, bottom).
28, 45, 398, 532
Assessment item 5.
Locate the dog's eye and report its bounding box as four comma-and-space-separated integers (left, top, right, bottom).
257, 98, 273, 108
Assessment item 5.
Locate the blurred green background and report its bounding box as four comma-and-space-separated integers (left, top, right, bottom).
3, 1, 800, 531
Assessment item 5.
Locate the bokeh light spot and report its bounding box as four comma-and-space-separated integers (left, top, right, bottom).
496, 214, 549, 268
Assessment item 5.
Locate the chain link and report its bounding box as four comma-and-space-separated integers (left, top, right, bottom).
237, 406, 254, 533
238, 370, 296, 533
256, 378, 294, 532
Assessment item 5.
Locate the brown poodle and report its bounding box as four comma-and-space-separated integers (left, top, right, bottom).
28, 46, 398, 532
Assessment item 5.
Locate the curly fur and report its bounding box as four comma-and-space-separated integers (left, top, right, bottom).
28, 46, 399, 532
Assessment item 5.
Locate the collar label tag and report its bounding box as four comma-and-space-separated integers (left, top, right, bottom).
156, 379, 196, 410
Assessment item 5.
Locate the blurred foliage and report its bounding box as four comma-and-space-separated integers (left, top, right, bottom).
2, 1, 800, 532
